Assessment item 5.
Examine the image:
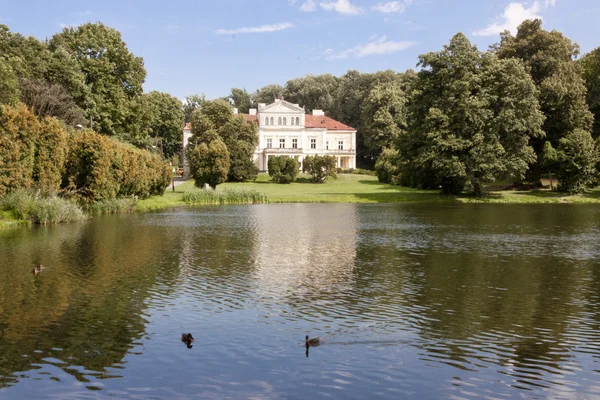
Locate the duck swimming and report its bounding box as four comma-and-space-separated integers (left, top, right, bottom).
32, 265, 45, 275
181, 333, 194, 348
305, 335, 320, 347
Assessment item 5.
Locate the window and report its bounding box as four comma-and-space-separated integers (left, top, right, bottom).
338, 140, 344, 150
283, 117, 287, 125
310, 138, 316, 149
265, 116, 269, 125
296, 117, 300, 125
291, 118, 295, 126
279, 138, 285, 148
270, 117, 274, 125
278, 117, 282, 125
266, 138, 272, 148
292, 138, 298, 149
326, 141, 329, 150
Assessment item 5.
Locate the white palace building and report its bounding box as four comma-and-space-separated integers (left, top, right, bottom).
183, 99, 357, 174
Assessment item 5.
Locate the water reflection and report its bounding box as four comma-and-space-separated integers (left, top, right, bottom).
0, 204, 599, 398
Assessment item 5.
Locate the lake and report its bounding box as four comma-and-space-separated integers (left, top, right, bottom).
0, 203, 599, 399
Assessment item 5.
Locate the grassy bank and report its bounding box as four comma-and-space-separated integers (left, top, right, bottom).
136, 173, 600, 210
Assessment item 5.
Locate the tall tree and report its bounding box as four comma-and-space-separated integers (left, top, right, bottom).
49, 22, 146, 136
580, 47, 600, 138
141, 91, 184, 158
0, 58, 19, 106
400, 33, 544, 196
251, 84, 284, 106
229, 88, 251, 114
183, 94, 205, 123
497, 19, 593, 179
282, 74, 340, 113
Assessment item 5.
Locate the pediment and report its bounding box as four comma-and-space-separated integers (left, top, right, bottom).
260, 99, 304, 114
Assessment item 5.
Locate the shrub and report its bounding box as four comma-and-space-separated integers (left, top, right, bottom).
188, 139, 230, 188
0, 190, 86, 224
555, 129, 599, 193
302, 155, 337, 183
268, 156, 299, 183
182, 187, 267, 205
34, 117, 70, 195
375, 148, 401, 184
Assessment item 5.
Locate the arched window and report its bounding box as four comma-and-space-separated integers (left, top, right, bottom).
278, 117, 282, 125
270, 117, 274, 125
296, 117, 300, 125
265, 116, 269, 125
291, 117, 295, 126
283, 117, 287, 125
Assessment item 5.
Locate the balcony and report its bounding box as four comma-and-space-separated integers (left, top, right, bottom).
261, 147, 355, 154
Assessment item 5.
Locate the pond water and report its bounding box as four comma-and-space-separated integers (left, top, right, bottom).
0, 203, 599, 399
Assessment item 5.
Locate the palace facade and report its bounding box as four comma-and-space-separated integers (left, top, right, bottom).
183, 99, 356, 174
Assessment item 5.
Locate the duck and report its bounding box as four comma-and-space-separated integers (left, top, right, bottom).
181, 333, 194, 347
32, 264, 45, 275
305, 335, 320, 347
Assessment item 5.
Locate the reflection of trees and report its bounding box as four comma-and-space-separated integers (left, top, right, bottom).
0, 216, 181, 388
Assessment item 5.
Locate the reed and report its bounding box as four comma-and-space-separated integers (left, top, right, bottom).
182, 188, 268, 205
0, 190, 86, 224
87, 197, 138, 215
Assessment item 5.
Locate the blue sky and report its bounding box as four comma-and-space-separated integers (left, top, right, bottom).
1, 0, 599, 100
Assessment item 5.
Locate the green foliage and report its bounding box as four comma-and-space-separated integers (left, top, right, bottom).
49, 22, 147, 136
188, 99, 258, 182
188, 139, 230, 188
63, 129, 170, 202
0, 190, 86, 224
0, 58, 19, 106
251, 84, 284, 106
0, 103, 39, 196
375, 148, 401, 184
580, 47, 600, 138
87, 197, 137, 215
139, 91, 184, 158
34, 117, 70, 195
302, 155, 337, 183
183, 94, 205, 123
554, 129, 599, 193
283, 74, 340, 113
497, 19, 593, 179
267, 156, 299, 183
399, 33, 543, 196
182, 187, 267, 205
229, 88, 251, 114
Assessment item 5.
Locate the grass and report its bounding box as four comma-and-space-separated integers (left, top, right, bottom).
132, 173, 600, 211
0, 190, 87, 225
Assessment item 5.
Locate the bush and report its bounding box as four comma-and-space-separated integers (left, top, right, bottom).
0, 190, 86, 224
268, 156, 299, 183
302, 155, 337, 183
375, 148, 401, 184
555, 129, 599, 193
188, 139, 230, 188
182, 187, 267, 205
34, 117, 70, 195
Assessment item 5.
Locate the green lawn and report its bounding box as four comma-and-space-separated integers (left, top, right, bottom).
135, 173, 600, 211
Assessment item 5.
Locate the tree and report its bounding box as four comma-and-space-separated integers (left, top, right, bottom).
229, 88, 251, 114
0, 58, 19, 105
399, 33, 543, 196
302, 155, 337, 183
140, 91, 184, 158
183, 94, 205, 123
497, 19, 593, 180
283, 74, 340, 113
49, 22, 146, 136
251, 84, 284, 106
375, 148, 401, 184
541, 141, 558, 190
360, 80, 407, 161
580, 47, 600, 138
188, 139, 230, 188
554, 129, 599, 193
19, 79, 86, 125
268, 156, 299, 183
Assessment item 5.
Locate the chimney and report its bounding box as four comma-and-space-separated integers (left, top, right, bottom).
233, 107, 238, 115
249, 108, 257, 116
312, 109, 324, 116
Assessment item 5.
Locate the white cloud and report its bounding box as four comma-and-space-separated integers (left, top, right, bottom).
320, 0, 363, 15
300, 0, 317, 12
326, 35, 415, 60
216, 22, 294, 35
473, 0, 556, 37
372, 0, 413, 14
